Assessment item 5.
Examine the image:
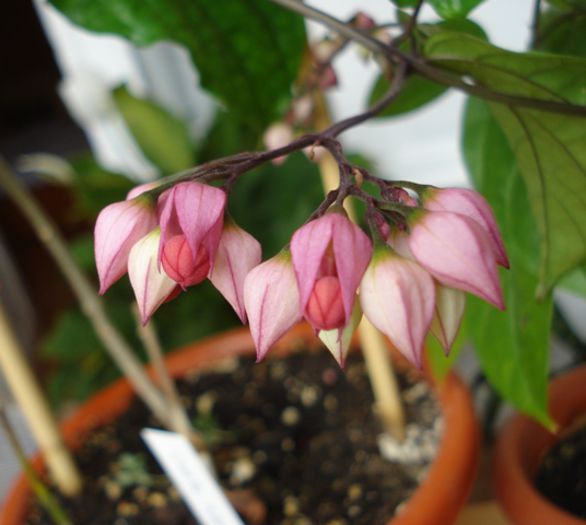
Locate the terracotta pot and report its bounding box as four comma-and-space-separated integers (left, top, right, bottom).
493, 365, 586, 525
1, 324, 479, 525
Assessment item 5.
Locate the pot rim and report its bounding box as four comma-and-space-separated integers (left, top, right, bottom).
1, 323, 479, 525
493, 364, 586, 525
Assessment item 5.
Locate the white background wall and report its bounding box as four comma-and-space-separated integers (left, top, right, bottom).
34, 0, 533, 186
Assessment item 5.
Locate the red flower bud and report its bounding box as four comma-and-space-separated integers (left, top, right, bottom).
161, 234, 210, 288
305, 276, 345, 330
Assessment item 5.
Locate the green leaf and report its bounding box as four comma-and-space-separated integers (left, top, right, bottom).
69, 234, 98, 272
558, 266, 586, 297
488, 106, 586, 294
427, 0, 485, 19
229, 153, 324, 258
112, 85, 195, 174
433, 18, 488, 39
424, 32, 586, 104
388, 0, 419, 7
425, 32, 586, 293
49, 0, 306, 134
462, 97, 554, 428
369, 73, 447, 118
69, 154, 133, 218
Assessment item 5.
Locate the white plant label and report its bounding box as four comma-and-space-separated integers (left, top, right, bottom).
141, 428, 244, 525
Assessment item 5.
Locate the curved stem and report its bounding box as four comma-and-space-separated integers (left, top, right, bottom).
270, 0, 586, 117
269, 0, 385, 55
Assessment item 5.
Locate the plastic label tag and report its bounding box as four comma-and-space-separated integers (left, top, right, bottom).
142, 428, 244, 525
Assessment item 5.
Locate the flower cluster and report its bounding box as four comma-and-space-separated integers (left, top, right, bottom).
95, 181, 507, 368
95, 181, 261, 325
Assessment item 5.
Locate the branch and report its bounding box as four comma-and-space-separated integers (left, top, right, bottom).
0, 158, 171, 429
269, 0, 385, 55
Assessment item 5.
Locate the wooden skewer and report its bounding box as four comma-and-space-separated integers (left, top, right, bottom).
0, 302, 82, 496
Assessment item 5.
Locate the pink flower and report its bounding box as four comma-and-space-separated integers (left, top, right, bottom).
312, 39, 338, 63
128, 228, 177, 325
263, 123, 293, 166
126, 180, 162, 200
408, 210, 504, 310
243, 251, 301, 362
94, 196, 157, 294
158, 182, 226, 287
354, 11, 375, 30
318, 65, 338, 89
210, 219, 262, 323
430, 285, 466, 354
360, 247, 435, 368
422, 187, 509, 268
290, 209, 372, 332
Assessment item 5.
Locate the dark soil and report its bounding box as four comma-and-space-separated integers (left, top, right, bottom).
26, 351, 442, 525
535, 424, 586, 519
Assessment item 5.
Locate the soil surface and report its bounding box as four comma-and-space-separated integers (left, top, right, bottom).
535, 424, 586, 519
26, 351, 442, 525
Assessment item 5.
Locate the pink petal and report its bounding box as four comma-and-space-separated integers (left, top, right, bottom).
210, 221, 262, 323
126, 180, 161, 200
430, 285, 466, 354
291, 211, 372, 327
330, 214, 373, 322
424, 187, 509, 268
360, 249, 435, 368
263, 123, 293, 165
94, 198, 157, 294
243, 252, 302, 361
128, 229, 177, 325
408, 211, 504, 310
158, 182, 226, 268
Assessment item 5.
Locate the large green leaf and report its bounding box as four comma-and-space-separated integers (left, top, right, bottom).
462, 98, 554, 428
424, 32, 586, 104
113, 85, 195, 174
489, 105, 586, 295
69, 154, 133, 218
369, 74, 447, 118
425, 32, 586, 293
49, 0, 306, 134
229, 152, 324, 258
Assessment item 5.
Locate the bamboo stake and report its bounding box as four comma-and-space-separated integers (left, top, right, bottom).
0, 302, 82, 496
0, 398, 73, 525
313, 93, 406, 440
